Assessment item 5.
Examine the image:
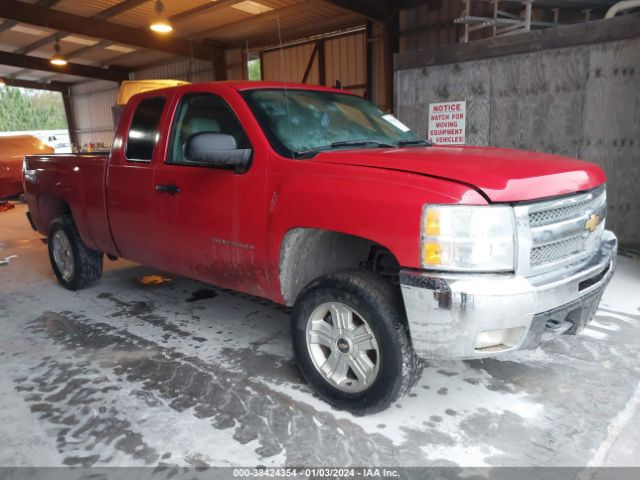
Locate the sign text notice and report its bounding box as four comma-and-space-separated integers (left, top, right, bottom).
428, 101, 466, 145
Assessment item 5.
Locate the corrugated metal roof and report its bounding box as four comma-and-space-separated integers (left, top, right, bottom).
52, 0, 114, 17
0, 0, 369, 85
1, 0, 622, 87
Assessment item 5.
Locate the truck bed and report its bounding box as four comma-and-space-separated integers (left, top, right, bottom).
23, 152, 116, 255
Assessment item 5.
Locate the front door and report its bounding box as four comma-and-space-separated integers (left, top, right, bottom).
152, 90, 269, 297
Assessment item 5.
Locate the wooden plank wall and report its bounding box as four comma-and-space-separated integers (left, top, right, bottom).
369, 21, 391, 111
399, 0, 463, 52
581, 40, 639, 245
262, 42, 320, 84
324, 32, 367, 95
395, 37, 640, 245
260, 32, 371, 101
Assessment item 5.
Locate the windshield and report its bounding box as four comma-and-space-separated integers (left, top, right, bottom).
241, 89, 421, 158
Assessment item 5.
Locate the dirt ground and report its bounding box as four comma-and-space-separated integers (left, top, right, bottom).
1, 202, 639, 470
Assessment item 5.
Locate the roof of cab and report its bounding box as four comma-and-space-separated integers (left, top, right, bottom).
215, 80, 353, 93
198, 80, 355, 93
135, 80, 357, 98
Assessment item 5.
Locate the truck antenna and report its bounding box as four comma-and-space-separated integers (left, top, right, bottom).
276, 16, 294, 158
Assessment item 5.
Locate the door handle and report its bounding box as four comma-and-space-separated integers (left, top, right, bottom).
155, 184, 181, 194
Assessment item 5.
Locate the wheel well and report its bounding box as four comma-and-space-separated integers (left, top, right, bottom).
39, 195, 71, 234
278, 228, 400, 306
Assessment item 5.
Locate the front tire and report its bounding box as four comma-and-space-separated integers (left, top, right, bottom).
292, 270, 420, 414
48, 215, 103, 290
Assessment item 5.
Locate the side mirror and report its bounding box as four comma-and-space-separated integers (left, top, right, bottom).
184, 132, 252, 174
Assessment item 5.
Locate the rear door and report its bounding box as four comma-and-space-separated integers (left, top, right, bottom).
151, 88, 270, 297
107, 95, 168, 267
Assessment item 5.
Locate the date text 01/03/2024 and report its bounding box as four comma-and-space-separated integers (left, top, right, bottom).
232, 468, 400, 478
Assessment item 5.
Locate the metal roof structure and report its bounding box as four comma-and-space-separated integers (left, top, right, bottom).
0, 0, 386, 88
0, 0, 625, 89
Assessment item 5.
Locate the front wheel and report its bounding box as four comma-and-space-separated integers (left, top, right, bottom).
291, 270, 421, 414
48, 215, 103, 290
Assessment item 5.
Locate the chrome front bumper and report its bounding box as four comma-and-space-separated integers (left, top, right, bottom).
400, 230, 617, 360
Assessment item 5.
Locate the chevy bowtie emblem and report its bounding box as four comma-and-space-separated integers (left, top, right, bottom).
585, 213, 601, 232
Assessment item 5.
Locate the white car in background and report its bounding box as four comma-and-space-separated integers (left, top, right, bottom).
0, 130, 72, 153
38, 131, 72, 153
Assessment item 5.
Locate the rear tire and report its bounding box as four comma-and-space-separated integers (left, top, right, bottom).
48, 214, 103, 290
291, 270, 421, 414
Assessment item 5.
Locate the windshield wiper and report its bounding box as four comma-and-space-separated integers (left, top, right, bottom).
330, 140, 394, 148
296, 139, 394, 158
396, 139, 431, 146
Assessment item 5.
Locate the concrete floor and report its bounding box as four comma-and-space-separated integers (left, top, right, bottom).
1, 202, 639, 469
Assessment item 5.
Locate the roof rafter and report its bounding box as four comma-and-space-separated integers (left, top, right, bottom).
52, 0, 239, 63
15, 0, 150, 55
325, 0, 388, 22
171, 0, 247, 22
0, 0, 60, 34
195, 0, 388, 43
0, 0, 219, 61
0, 49, 130, 82
197, 0, 328, 39
93, 0, 150, 19
0, 76, 70, 91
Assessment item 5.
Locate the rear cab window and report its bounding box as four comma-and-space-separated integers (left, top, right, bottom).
125, 96, 165, 162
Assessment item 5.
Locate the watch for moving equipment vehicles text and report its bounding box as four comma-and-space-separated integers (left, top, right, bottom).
23, 81, 617, 414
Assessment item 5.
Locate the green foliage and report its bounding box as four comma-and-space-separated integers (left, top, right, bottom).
247, 59, 261, 81
0, 87, 68, 131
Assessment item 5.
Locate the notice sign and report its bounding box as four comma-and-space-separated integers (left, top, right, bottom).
428, 101, 466, 145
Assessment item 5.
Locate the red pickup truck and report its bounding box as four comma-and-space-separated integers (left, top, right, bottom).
23, 81, 617, 414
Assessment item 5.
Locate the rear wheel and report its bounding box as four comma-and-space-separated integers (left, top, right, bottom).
48, 215, 103, 290
292, 270, 420, 414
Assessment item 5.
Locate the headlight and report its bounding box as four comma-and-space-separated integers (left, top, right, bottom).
421, 205, 516, 272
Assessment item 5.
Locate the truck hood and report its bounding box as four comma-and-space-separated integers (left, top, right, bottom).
311, 145, 606, 203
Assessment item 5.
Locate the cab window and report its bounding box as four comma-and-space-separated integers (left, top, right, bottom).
168, 93, 250, 165
125, 96, 165, 162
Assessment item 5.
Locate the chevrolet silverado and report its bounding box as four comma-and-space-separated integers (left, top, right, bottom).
23, 81, 617, 413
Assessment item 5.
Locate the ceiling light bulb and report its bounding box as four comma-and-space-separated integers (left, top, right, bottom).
150, 0, 173, 33
50, 54, 67, 66
150, 18, 173, 33
50, 40, 67, 66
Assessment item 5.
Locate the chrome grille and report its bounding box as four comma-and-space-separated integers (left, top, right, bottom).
515, 186, 607, 275
528, 200, 592, 228
530, 236, 585, 266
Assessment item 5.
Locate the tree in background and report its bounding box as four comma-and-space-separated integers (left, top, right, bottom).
247, 59, 261, 81
0, 87, 67, 131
